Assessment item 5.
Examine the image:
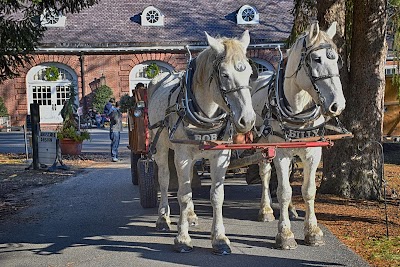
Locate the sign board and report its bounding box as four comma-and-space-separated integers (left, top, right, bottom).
38, 131, 58, 165
77, 107, 83, 116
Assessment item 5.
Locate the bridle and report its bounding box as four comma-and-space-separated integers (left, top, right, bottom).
255, 40, 345, 141
286, 36, 342, 108
184, 54, 253, 127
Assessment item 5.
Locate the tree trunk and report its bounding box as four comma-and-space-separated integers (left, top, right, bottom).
318, 0, 387, 200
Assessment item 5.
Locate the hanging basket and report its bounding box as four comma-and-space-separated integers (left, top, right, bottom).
145, 63, 160, 79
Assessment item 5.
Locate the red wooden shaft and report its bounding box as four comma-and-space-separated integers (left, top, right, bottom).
200, 141, 333, 150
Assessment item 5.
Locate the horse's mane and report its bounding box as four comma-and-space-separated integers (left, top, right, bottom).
288, 28, 337, 58
194, 37, 247, 86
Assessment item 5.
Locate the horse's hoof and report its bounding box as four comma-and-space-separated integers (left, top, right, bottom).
173, 243, 194, 253
258, 213, 275, 222
275, 234, 298, 250
305, 234, 325, 246
156, 218, 171, 232
212, 243, 231, 255
188, 215, 199, 227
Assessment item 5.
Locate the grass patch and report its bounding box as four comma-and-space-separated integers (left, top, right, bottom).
365, 236, 400, 266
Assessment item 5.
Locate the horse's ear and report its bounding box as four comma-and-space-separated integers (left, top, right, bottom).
205, 31, 224, 54
239, 30, 250, 52
307, 22, 320, 45
326, 21, 337, 39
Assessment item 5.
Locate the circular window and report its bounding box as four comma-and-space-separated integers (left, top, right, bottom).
146, 10, 159, 23
45, 11, 60, 25
242, 8, 255, 22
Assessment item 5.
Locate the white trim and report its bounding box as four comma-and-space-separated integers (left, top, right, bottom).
35, 43, 286, 53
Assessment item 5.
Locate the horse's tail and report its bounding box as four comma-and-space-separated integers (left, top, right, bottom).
148, 72, 181, 100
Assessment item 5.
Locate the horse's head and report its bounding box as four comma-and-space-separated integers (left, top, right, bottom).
204, 30, 256, 133
286, 22, 345, 117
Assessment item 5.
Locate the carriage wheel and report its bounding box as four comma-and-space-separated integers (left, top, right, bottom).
130, 152, 141, 185
137, 158, 158, 208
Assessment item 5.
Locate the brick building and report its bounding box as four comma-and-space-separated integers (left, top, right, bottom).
0, 0, 294, 128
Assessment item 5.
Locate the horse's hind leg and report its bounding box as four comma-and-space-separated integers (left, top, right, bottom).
258, 161, 275, 222
173, 153, 196, 253
155, 137, 172, 232
209, 152, 231, 255
301, 148, 324, 246
275, 155, 298, 250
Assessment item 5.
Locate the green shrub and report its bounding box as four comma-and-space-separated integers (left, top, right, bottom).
57, 125, 90, 142
0, 97, 8, 117
93, 85, 114, 113
58, 86, 90, 142
119, 93, 135, 113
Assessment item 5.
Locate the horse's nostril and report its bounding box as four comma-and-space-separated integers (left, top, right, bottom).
329, 103, 338, 113
239, 118, 246, 127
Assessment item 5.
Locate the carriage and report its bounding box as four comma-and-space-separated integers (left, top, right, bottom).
128, 23, 353, 253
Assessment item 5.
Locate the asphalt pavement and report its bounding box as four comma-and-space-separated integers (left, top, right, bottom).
0, 129, 371, 266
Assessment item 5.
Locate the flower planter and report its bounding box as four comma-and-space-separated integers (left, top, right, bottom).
59, 138, 83, 155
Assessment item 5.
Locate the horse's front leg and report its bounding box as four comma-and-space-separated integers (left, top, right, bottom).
258, 160, 275, 222
301, 148, 324, 246
155, 140, 172, 232
173, 153, 196, 253
209, 150, 231, 255
275, 155, 298, 250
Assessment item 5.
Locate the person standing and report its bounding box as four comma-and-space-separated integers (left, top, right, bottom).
109, 101, 122, 162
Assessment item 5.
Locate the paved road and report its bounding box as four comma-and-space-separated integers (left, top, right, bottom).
0, 128, 129, 155
0, 158, 370, 266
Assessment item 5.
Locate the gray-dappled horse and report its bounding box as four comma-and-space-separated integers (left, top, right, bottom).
147, 31, 256, 255
251, 22, 345, 249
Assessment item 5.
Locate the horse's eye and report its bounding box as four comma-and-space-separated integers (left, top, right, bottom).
221, 73, 230, 79
313, 57, 322, 63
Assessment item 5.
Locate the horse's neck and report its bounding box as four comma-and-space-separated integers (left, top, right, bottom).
283, 81, 314, 114
283, 53, 315, 114
192, 83, 221, 117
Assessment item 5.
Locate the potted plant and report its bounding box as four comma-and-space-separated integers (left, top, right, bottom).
57, 87, 90, 155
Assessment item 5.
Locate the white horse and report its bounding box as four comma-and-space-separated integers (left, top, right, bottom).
251, 22, 345, 249
147, 31, 256, 255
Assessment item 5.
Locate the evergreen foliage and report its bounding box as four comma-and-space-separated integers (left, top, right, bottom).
0, 97, 8, 117
119, 93, 134, 113
93, 85, 114, 113
0, 0, 98, 83
57, 86, 90, 141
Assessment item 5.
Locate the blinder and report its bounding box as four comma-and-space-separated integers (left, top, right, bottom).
249, 58, 259, 81
337, 54, 344, 70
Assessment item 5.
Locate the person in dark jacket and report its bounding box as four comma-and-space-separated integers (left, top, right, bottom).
109, 101, 122, 162
104, 97, 115, 116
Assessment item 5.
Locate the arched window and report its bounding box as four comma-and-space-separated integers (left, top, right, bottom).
27, 63, 77, 124
129, 61, 174, 95
251, 58, 275, 74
